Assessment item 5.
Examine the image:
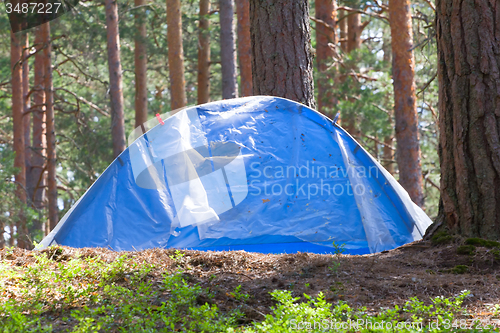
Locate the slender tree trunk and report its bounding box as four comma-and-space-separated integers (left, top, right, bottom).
315, 0, 337, 114
197, 0, 211, 104
436, 0, 500, 238
220, 0, 238, 99
249, 0, 315, 108
389, 0, 424, 207
31, 25, 46, 234
347, 12, 362, 52
105, 0, 126, 158
236, 0, 252, 97
42, 23, 58, 231
382, 37, 394, 175
166, 0, 187, 109
23, 33, 33, 208
338, 10, 348, 52
11, 30, 28, 248
134, 0, 148, 128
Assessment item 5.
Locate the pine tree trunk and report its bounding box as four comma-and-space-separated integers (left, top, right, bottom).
436, 0, 500, 238
166, 0, 187, 109
31, 26, 46, 235
338, 10, 347, 52
11, 30, 28, 248
105, 0, 126, 158
389, 0, 424, 207
236, 0, 253, 97
197, 0, 211, 104
347, 12, 362, 52
42, 22, 58, 231
23, 33, 32, 208
249, 0, 315, 108
382, 37, 394, 175
134, 0, 148, 128
315, 0, 337, 114
220, 0, 239, 99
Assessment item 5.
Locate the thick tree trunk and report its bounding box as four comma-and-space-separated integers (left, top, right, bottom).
42, 23, 58, 231
236, 0, 253, 97
315, 0, 337, 113
347, 12, 362, 52
105, 0, 126, 158
11, 30, 28, 248
31, 26, 46, 235
249, 0, 315, 108
23, 33, 32, 207
338, 10, 348, 52
166, 0, 187, 109
389, 0, 424, 207
436, 0, 500, 238
134, 0, 148, 128
220, 0, 239, 99
197, 0, 211, 104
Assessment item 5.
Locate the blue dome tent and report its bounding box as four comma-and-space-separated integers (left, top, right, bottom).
40, 96, 432, 254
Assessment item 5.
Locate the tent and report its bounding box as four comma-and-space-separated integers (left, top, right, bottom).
40, 96, 432, 254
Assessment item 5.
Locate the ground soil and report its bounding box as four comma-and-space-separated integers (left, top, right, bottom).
1, 239, 499, 327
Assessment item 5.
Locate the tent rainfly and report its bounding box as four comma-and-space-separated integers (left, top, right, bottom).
40, 96, 432, 254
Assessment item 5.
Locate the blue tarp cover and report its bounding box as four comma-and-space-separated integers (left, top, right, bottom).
41, 96, 432, 254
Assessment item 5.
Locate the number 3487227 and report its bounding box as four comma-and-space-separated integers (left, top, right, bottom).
5, 2, 62, 14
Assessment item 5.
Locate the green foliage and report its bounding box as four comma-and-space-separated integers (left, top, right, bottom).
465, 238, 500, 249
451, 265, 469, 274
431, 231, 454, 245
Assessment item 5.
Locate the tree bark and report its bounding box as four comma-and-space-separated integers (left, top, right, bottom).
23, 33, 32, 207
105, 0, 126, 158
11, 30, 28, 248
338, 10, 348, 52
42, 22, 58, 231
134, 0, 148, 128
382, 36, 394, 175
220, 0, 239, 99
436, 0, 500, 238
249, 0, 315, 108
167, 0, 187, 109
197, 0, 211, 104
315, 0, 337, 113
31, 25, 47, 235
389, 0, 424, 207
347, 12, 362, 52
236, 0, 253, 97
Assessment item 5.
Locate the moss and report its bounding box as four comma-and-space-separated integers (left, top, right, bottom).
431, 231, 453, 245
457, 245, 475, 255
451, 265, 469, 274
464, 238, 500, 248
491, 249, 500, 261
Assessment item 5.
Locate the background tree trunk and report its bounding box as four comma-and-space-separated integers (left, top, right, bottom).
236, 0, 252, 97
43, 22, 58, 231
105, 0, 126, 158
220, 0, 238, 99
249, 0, 315, 108
382, 37, 394, 175
167, 0, 187, 109
436, 0, 500, 238
134, 0, 148, 128
389, 0, 424, 207
23, 33, 32, 211
315, 0, 337, 114
347, 12, 362, 52
11, 30, 28, 248
31, 26, 46, 235
338, 10, 347, 52
197, 0, 211, 104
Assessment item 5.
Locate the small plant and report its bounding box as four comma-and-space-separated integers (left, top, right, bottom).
169, 249, 185, 262
457, 244, 475, 255
451, 265, 469, 274
229, 285, 250, 302
328, 241, 346, 275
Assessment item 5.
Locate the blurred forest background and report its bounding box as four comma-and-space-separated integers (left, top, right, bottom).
0, 0, 439, 247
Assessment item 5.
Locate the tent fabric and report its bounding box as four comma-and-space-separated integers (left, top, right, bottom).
40, 96, 432, 254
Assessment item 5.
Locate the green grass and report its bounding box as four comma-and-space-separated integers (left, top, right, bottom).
0, 248, 499, 332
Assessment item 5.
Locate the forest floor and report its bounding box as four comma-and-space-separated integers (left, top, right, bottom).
1, 238, 500, 331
